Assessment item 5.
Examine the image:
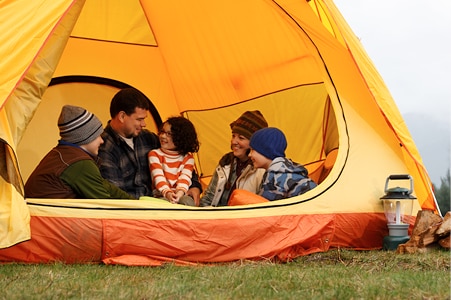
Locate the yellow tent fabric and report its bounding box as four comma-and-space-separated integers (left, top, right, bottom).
0, 0, 438, 258
0, 0, 84, 248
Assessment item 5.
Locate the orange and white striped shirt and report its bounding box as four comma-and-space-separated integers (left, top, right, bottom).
148, 148, 194, 198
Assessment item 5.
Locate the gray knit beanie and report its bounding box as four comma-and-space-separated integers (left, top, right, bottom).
58, 105, 103, 145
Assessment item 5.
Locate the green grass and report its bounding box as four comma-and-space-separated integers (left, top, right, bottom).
1, 248, 449, 299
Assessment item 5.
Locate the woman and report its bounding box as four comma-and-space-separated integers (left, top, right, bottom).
200, 110, 268, 206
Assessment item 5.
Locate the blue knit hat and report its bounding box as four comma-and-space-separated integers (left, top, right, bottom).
250, 127, 287, 160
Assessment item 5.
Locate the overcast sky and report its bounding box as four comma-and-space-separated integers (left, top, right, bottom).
334, 0, 451, 184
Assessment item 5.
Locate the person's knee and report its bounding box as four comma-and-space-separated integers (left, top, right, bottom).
178, 195, 196, 206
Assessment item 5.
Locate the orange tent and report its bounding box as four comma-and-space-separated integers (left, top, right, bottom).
0, 0, 439, 265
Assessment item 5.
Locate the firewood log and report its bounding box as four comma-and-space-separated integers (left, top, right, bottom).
436, 211, 451, 237
438, 236, 450, 249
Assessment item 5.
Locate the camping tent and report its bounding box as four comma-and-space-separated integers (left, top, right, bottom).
0, 0, 439, 265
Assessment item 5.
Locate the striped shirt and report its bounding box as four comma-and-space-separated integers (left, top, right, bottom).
148, 148, 194, 198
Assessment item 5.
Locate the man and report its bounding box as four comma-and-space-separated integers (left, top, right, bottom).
98, 87, 202, 201
25, 105, 134, 199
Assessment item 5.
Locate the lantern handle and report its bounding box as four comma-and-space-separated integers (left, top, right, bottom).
384, 174, 414, 194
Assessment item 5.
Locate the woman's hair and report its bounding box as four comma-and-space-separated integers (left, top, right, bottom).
164, 116, 199, 155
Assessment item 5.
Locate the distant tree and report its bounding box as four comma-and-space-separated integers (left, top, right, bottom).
434, 169, 450, 216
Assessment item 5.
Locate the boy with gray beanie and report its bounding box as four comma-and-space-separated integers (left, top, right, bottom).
249, 127, 316, 201
25, 105, 134, 199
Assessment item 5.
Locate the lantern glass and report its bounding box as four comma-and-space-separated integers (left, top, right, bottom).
382, 199, 414, 225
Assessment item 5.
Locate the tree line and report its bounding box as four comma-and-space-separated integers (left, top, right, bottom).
433, 169, 450, 216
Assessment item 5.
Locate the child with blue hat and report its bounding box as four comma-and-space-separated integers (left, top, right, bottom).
249, 127, 317, 201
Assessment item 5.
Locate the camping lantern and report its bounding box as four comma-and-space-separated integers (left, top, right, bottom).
380, 174, 416, 250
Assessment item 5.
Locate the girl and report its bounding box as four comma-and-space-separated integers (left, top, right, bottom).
148, 116, 200, 205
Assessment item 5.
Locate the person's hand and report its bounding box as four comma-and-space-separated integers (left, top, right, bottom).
186, 187, 201, 206
174, 190, 185, 203
165, 191, 177, 203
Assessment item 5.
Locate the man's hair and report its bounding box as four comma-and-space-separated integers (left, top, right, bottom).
110, 88, 150, 118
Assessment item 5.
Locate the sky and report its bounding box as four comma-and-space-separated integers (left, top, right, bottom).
334, 0, 451, 185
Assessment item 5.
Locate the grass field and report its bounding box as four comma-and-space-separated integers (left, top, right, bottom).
1, 248, 449, 299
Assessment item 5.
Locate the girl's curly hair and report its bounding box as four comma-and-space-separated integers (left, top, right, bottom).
164, 116, 199, 155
